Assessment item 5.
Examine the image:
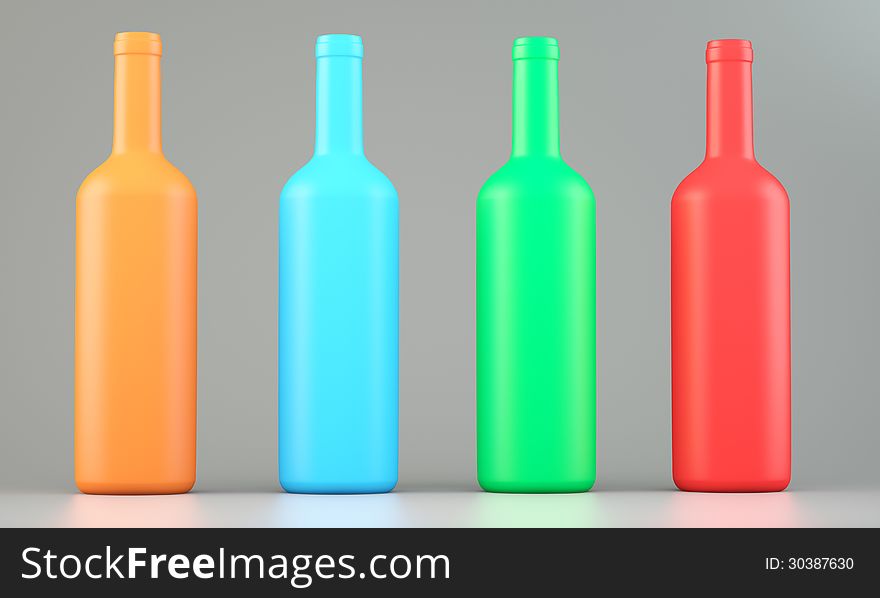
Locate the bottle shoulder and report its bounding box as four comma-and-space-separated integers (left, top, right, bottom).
77, 152, 196, 202
281, 154, 397, 202
478, 157, 593, 203
672, 158, 788, 205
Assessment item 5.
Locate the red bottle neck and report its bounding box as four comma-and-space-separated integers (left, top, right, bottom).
705, 40, 754, 160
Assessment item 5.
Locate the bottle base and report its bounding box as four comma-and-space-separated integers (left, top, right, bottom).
673, 474, 790, 493
76, 477, 195, 496
478, 476, 595, 494
279, 476, 397, 495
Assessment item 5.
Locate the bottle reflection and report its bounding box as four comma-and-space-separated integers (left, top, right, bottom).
50, 490, 806, 527
470, 493, 604, 527
270, 493, 405, 527
663, 491, 804, 527
60, 494, 203, 527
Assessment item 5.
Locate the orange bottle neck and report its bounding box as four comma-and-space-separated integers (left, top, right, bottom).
112, 54, 162, 154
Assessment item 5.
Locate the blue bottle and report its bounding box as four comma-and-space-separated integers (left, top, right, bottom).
279, 34, 398, 493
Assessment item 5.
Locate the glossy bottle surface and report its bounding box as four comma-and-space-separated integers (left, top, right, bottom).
75, 33, 197, 494
671, 40, 790, 492
477, 38, 596, 493
279, 35, 398, 493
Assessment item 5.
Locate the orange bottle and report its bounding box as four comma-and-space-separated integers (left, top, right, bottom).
75, 32, 197, 494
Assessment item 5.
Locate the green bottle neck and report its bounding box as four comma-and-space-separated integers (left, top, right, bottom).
511, 58, 560, 158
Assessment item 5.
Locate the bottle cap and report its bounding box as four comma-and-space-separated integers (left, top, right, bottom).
513, 37, 559, 61
114, 32, 162, 56
706, 39, 753, 63
316, 34, 364, 58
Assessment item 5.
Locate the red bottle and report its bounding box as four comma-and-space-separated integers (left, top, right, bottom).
671, 40, 790, 492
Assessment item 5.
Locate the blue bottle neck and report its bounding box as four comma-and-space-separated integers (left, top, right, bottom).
315, 55, 364, 156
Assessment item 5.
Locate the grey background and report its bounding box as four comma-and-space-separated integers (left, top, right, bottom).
1, 0, 878, 494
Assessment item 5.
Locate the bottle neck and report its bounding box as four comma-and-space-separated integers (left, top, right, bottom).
112, 53, 162, 154
315, 55, 364, 156
511, 58, 560, 158
706, 60, 754, 160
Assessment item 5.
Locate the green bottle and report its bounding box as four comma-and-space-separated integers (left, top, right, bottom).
477, 37, 596, 493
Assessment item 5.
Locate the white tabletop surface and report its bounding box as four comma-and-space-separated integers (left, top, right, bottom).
2, 487, 877, 528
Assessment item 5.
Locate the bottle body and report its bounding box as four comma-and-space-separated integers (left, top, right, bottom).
278, 35, 398, 494
671, 40, 790, 492
75, 33, 197, 494
477, 38, 596, 493
477, 160, 596, 492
